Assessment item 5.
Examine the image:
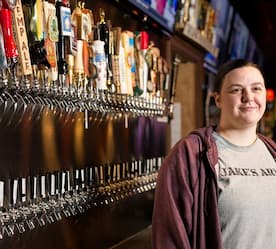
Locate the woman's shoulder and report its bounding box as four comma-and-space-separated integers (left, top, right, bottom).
166, 126, 215, 163
160, 127, 216, 181
174, 126, 215, 147
258, 133, 276, 157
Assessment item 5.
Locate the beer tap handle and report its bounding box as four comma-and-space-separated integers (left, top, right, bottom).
19, 177, 27, 204
97, 8, 108, 54
10, 178, 19, 208
97, 9, 115, 92
99, 165, 104, 186
80, 168, 85, 190
150, 47, 160, 97
168, 56, 181, 117
0, 23, 7, 67
121, 31, 135, 96
40, 175, 46, 199
43, 1, 60, 92
111, 27, 121, 93
74, 40, 84, 96
0, 5, 19, 88
91, 40, 107, 91
33, 0, 43, 41
0, 0, 18, 61
66, 54, 74, 95
83, 40, 90, 81
71, 3, 83, 95
61, 171, 67, 196
55, 171, 61, 196
71, 2, 81, 55
0, 180, 5, 210
49, 173, 55, 196
134, 31, 149, 97
65, 170, 71, 193
30, 176, 37, 202
13, 0, 32, 89
74, 169, 79, 191
56, 0, 71, 84
121, 163, 125, 180
0, 25, 8, 87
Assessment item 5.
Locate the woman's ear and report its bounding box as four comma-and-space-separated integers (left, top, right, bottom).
213, 92, 221, 109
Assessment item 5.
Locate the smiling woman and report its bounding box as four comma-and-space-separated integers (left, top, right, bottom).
152, 59, 276, 249
213, 62, 267, 145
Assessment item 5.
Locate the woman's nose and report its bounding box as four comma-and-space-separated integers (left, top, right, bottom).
241, 89, 254, 102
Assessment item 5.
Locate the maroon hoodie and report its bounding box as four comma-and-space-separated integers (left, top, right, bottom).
152, 126, 276, 249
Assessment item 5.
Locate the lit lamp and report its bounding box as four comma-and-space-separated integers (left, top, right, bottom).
266, 88, 275, 102
266, 88, 275, 111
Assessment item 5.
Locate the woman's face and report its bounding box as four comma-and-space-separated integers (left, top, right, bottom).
214, 66, 266, 130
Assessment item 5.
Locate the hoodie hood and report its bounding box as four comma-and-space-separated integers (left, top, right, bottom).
190, 126, 218, 169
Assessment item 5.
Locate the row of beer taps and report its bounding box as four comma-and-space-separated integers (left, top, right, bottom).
0, 157, 163, 239
0, 0, 174, 126
0, 0, 173, 240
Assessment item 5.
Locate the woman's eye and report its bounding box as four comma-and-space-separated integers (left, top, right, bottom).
230, 88, 241, 93
252, 87, 262, 92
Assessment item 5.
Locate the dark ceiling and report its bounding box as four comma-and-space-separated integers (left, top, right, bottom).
230, 0, 276, 89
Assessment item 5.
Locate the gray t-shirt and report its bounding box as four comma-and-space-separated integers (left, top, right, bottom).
213, 132, 276, 249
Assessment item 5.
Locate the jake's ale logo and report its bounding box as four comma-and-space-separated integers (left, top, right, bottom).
220, 167, 276, 177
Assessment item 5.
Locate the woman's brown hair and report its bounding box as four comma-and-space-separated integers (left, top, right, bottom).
214, 59, 262, 93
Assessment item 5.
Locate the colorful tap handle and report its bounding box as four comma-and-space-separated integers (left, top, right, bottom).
74, 40, 84, 74
82, 7, 94, 41
74, 40, 84, 94
92, 40, 107, 91
83, 40, 89, 77
98, 8, 109, 55
71, 3, 82, 40
13, 0, 32, 75
0, 25, 7, 69
121, 31, 135, 95
97, 8, 114, 91
44, 38, 57, 68
0, 7, 18, 59
111, 27, 121, 93
56, 0, 71, 76
135, 31, 149, 97
169, 56, 181, 106
66, 53, 74, 87
140, 31, 149, 50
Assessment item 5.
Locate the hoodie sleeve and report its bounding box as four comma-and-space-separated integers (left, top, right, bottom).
152, 138, 197, 249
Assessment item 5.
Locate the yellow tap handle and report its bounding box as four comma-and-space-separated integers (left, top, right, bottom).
35, 0, 43, 40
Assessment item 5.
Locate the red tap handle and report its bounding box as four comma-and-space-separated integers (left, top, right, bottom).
140, 31, 149, 50
0, 8, 18, 59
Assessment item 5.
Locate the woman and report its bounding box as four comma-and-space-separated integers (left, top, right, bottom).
152, 59, 276, 249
